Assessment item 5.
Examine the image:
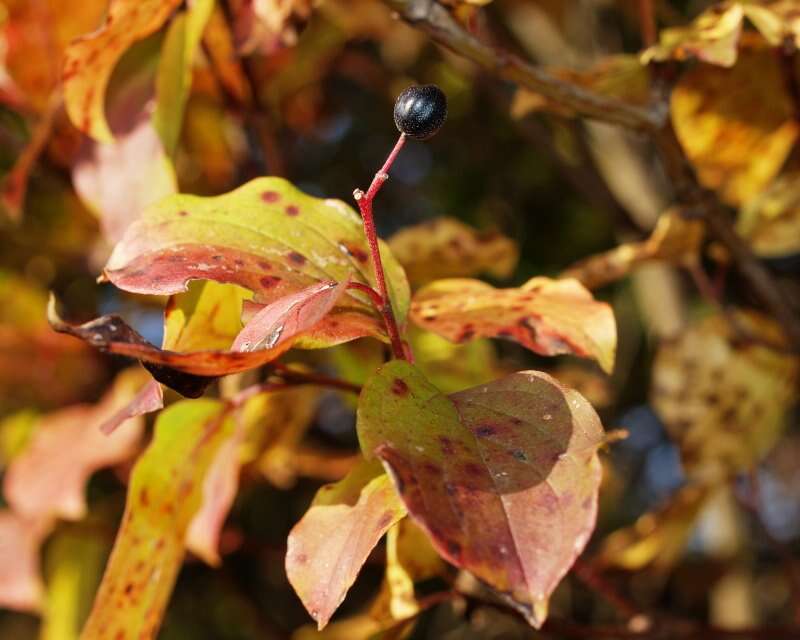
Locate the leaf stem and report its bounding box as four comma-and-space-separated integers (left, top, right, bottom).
637, 0, 657, 48
354, 133, 408, 360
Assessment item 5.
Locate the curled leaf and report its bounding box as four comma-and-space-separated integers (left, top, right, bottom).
62, 0, 183, 141
410, 277, 616, 373
286, 459, 407, 629
387, 217, 518, 287
48, 280, 346, 396
357, 361, 605, 628
737, 170, 800, 257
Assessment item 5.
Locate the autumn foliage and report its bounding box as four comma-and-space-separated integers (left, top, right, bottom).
0, 1, 799, 639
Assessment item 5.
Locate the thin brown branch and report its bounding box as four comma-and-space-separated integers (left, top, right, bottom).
383, 0, 663, 131
383, 0, 800, 350
637, 0, 657, 48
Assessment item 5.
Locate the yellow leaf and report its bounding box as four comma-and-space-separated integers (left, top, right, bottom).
652, 311, 799, 482
63, 0, 183, 142
737, 170, 800, 257
562, 209, 704, 289
387, 217, 518, 288
670, 38, 799, 205
80, 400, 234, 640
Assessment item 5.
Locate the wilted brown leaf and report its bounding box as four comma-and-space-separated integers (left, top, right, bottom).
562, 209, 704, 289
410, 277, 617, 373
388, 217, 518, 288
671, 38, 799, 205
652, 311, 799, 482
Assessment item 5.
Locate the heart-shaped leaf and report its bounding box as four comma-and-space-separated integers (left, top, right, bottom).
410, 277, 616, 373
357, 361, 605, 628
286, 459, 407, 630
104, 176, 409, 345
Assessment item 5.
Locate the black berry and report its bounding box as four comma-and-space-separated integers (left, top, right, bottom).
393, 84, 447, 140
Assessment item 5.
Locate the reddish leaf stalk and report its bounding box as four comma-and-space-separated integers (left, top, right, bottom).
354, 133, 407, 360
637, 0, 657, 48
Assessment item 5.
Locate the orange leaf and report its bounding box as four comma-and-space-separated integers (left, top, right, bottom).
286, 459, 407, 629
410, 277, 616, 373
62, 0, 183, 141
3, 368, 150, 522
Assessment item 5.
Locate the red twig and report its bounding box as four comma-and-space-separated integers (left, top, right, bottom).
354, 133, 408, 360
637, 0, 657, 48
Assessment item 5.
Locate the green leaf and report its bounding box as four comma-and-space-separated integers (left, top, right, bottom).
357, 361, 605, 628
104, 176, 410, 346
80, 400, 235, 640
286, 459, 407, 630
153, 0, 215, 156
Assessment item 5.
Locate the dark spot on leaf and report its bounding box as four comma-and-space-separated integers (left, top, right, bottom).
212, 255, 223, 261
257, 260, 271, 270
458, 329, 475, 342
139, 488, 149, 507
261, 190, 280, 203
286, 204, 300, 216
391, 378, 409, 396
178, 210, 189, 217
463, 462, 484, 476
340, 243, 369, 263
288, 251, 306, 266
582, 497, 593, 510
438, 436, 455, 454
475, 425, 496, 437
511, 449, 528, 462
445, 539, 462, 558
444, 482, 456, 496
123, 582, 134, 596
295, 553, 307, 564
234, 259, 244, 267
260, 275, 282, 289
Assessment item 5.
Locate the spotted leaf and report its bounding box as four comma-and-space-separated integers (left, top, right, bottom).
104, 176, 410, 346
410, 277, 616, 374
80, 400, 235, 640
357, 361, 605, 628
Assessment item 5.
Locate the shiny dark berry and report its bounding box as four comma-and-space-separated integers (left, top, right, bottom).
393, 84, 447, 140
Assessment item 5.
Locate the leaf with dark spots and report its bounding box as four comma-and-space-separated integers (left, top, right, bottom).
103, 176, 409, 347
47, 281, 345, 395
410, 277, 617, 373
286, 459, 407, 630
357, 361, 605, 628
80, 400, 235, 640
388, 217, 519, 287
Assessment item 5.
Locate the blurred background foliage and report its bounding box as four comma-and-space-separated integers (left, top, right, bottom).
0, 0, 799, 638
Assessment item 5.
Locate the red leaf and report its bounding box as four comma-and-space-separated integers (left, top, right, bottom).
48, 281, 347, 395
357, 361, 605, 627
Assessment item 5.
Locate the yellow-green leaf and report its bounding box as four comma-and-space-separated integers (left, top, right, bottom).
153, 0, 215, 155
80, 399, 235, 640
